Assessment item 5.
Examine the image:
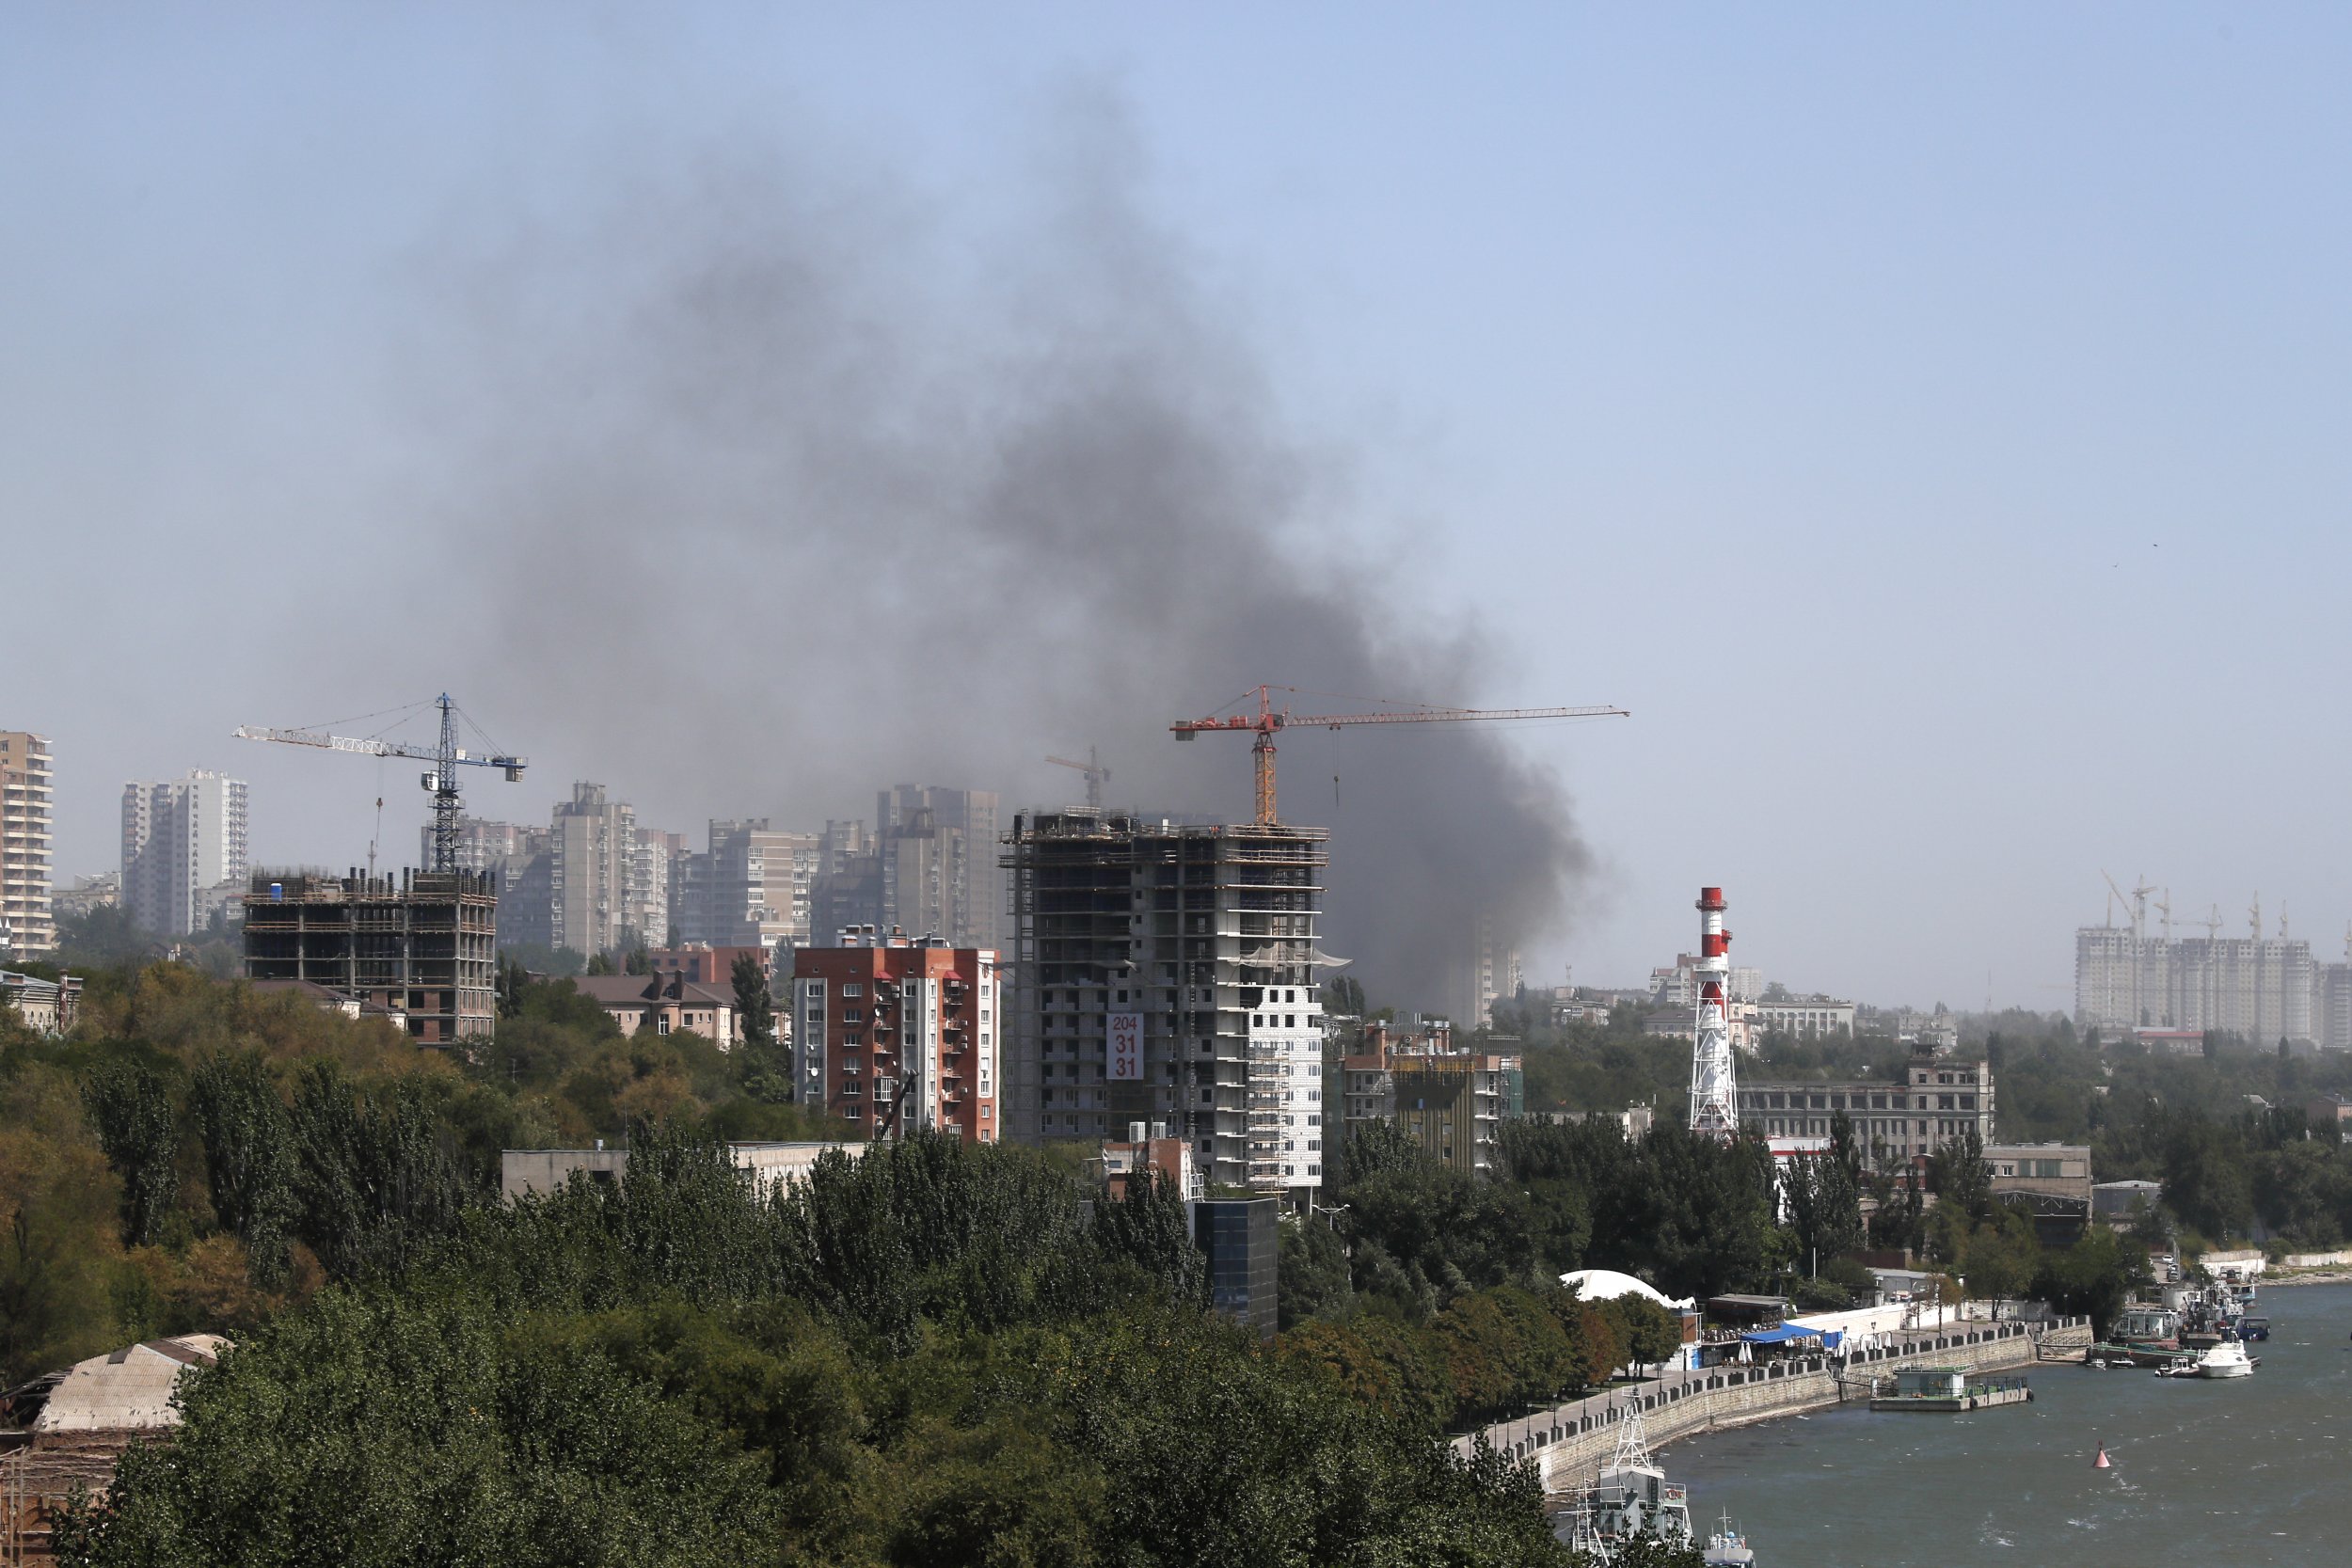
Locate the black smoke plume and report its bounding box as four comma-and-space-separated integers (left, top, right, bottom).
414, 97, 1591, 1009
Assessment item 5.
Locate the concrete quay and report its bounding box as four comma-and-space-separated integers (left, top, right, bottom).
1453, 1317, 2081, 1495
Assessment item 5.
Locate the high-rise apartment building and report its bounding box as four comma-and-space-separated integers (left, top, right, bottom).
1002, 812, 1328, 1195
878, 785, 1001, 951
2316, 958, 2352, 1053
628, 828, 685, 948
697, 819, 819, 949
808, 818, 880, 944
428, 816, 555, 951
0, 731, 55, 956
1447, 911, 1520, 1028
2074, 924, 2316, 1045
121, 771, 250, 937
786, 929, 998, 1143
551, 784, 640, 958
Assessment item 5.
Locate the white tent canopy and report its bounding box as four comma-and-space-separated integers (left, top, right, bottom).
1558, 1268, 1695, 1312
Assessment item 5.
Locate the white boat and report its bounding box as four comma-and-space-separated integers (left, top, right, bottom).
2192, 1338, 2255, 1379
1704, 1512, 1757, 1566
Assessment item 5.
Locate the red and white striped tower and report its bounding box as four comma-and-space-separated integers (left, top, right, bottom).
1687, 886, 1741, 1138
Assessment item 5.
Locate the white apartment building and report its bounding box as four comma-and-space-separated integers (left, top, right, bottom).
2074, 924, 2316, 1045
0, 732, 54, 955
120, 770, 248, 938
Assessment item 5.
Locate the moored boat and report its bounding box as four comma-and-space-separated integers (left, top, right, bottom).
1703, 1512, 1756, 1566
2192, 1338, 2255, 1379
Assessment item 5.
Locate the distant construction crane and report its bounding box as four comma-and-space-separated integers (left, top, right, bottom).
1045, 746, 1111, 809
1170, 685, 1628, 825
235, 693, 527, 873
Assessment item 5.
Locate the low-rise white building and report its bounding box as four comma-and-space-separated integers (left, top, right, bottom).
500, 1140, 865, 1202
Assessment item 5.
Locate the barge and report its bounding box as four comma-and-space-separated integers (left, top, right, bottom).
1868, 1365, 2033, 1412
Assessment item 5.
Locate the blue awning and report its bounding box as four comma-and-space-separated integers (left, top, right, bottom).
1740, 1324, 1824, 1344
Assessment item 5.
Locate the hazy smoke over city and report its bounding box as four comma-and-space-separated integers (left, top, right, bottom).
416, 97, 1589, 1007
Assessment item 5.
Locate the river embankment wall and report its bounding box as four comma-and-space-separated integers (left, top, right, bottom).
1453, 1317, 2077, 1495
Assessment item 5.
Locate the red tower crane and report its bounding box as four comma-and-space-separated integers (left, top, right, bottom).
1170, 685, 1629, 824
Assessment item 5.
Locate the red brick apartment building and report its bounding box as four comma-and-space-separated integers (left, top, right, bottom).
787, 927, 997, 1142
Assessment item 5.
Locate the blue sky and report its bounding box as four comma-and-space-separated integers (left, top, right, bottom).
7, 6, 2348, 1006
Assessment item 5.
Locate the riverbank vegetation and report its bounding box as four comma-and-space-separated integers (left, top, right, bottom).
10, 962, 1597, 1565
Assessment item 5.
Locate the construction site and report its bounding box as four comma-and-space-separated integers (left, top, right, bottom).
1001, 810, 1331, 1193
240, 867, 499, 1044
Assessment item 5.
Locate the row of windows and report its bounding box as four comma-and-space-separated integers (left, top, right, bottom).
1743, 1090, 1978, 1112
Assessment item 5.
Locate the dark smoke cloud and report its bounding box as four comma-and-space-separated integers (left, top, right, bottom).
412, 92, 1589, 1009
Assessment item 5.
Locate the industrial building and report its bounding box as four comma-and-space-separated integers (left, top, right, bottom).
120, 770, 249, 937
0, 730, 55, 957
1001, 811, 1331, 1195
787, 927, 998, 1143
1737, 1050, 1995, 1160
241, 868, 498, 1045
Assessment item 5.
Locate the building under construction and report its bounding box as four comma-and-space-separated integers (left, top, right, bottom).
242, 867, 497, 1045
1001, 811, 1331, 1195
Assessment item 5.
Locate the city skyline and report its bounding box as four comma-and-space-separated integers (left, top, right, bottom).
11, 8, 2351, 1006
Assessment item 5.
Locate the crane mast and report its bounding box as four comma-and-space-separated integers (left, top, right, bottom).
1044, 746, 1111, 809
1170, 684, 1629, 824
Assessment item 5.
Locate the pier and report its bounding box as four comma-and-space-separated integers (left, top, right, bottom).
1456, 1317, 2080, 1496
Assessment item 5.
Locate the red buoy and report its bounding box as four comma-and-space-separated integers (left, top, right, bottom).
2093, 1444, 2111, 1469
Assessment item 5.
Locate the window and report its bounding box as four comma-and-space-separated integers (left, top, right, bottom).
657, 1017, 671, 1035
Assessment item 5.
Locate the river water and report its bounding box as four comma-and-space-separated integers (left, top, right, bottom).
1599, 1283, 2352, 1567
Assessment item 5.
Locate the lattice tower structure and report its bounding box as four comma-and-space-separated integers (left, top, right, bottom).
1687, 885, 1741, 1138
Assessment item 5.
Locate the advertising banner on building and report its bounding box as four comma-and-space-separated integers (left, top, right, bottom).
1107, 1011, 1143, 1081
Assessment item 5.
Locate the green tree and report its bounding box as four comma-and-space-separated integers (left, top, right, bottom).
1786, 1111, 1867, 1271
57, 1291, 781, 1566
1928, 1124, 1993, 1224
187, 1052, 300, 1288
1597, 1293, 1681, 1374
79, 1060, 181, 1247
1961, 1207, 2041, 1318
1277, 1213, 1355, 1328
